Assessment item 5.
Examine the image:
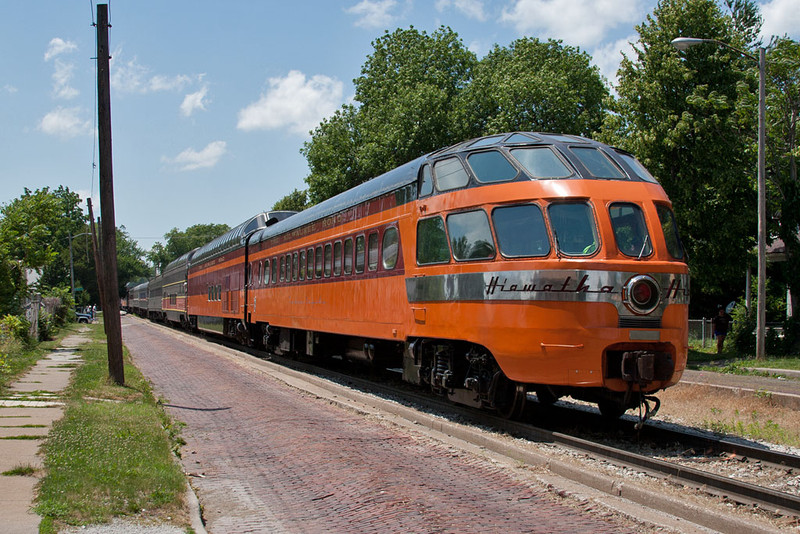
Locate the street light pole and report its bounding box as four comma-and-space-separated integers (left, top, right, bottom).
671, 37, 767, 360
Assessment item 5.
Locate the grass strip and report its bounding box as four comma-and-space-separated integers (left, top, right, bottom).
36, 323, 187, 531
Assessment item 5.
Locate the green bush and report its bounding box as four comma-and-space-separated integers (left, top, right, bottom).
729, 303, 755, 354
0, 314, 30, 345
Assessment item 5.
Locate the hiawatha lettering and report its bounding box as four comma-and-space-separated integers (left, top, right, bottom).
485, 274, 615, 296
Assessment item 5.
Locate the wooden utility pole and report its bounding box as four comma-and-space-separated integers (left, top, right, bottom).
87, 199, 107, 334
96, 3, 125, 385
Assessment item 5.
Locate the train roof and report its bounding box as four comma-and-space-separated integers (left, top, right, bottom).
189, 211, 297, 266
163, 247, 199, 275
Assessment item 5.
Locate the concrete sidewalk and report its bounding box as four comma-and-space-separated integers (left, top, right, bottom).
0, 331, 87, 534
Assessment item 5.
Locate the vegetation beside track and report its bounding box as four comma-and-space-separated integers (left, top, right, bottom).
35, 322, 188, 533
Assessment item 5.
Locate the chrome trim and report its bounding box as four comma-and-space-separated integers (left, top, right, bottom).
405, 269, 689, 317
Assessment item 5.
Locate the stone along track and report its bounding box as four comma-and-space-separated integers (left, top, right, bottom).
121, 315, 639, 534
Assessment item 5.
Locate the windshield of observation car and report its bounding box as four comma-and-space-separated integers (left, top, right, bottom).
610, 203, 653, 257
467, 151, 518, 183
492, 204, 550, 257
617, 152, 659, 183
417, 216, 450, 265
434, 157, 470, 191
446, 210, 496, 261
571, 147, 627, 179
548, 202, 599, 256
656, 204, 685, 260
509, 147, 572, 178
419, 165, 433, 197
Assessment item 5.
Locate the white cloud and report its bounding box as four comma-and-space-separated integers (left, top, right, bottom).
760, 0, 800, 40
435, 0, 486, 21
237, 70, 344, 136
38, 107, 93, 138
500, 0, 643, 48
181, 86, 209, 117
592, 35, 637, 87
163, 141, 227, 171
111, 56, 193, 94
52, 59, 79, 100
44, 37, 77, 61
346, 0, 398, 29
2, 84, 18, 94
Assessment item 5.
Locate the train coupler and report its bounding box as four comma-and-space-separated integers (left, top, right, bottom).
635, 394, 661, 430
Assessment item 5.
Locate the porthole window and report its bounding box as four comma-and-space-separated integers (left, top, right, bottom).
382, 227, 399, 269
417, 216, 450, 265
446, 210, 496, 261
367, 232, 379, 271
344, 238, 353, 275
355, 235, 366, 274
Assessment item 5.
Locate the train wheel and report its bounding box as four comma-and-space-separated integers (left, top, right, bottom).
493, 375, 527, 420
535, 386, 560, 406
597, 400, 627, 419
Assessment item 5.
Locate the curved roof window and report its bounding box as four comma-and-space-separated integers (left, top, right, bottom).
467, 151, 518, 183
571, 147, 627, 179
616, 152, 659, 183
468, 135, 504, 148
505, 133, 540, 144
434, 157, 470, 191
510, 147, 572, 179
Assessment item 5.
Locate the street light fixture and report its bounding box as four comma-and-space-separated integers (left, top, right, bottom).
670, 36, 767, 360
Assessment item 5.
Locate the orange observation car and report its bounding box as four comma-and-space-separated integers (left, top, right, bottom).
180, 132, 689, 420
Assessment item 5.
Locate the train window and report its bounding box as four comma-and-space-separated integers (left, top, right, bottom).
324, 244, 332, 277
571, 147, 626, 179
433, 157, 469, 191
506, 133, 540, 144
417, 216, 450, 265
616, 152, 659, 183
315, 246, 323, 278
367, 232, 379, 271
344, 238, 353, 274
207, 286, 211, 301
492, 205, 550, 257
280, 256, 286, 282
307, 248, 314, 278
610, 203, 653, 258
419, 165, 433, 197
468, 134, 503, 148
467, 151, 518, 183
355, 235, 366, 274
509, 147, 572, 179
446, 210, 496, 261
264, 260, 270, 285
548, 203, 599, 256
382, 227, 399, 269
656, 205, 685, 260
299, 251, 306, 281
271, 258, 278, 284
333, 241, 343, 276
292, 252, 298, 281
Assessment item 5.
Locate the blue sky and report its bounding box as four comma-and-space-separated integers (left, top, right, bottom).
1, 0, 798, 253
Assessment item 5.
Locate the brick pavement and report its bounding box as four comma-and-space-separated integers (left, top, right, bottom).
122, 317, 635, 534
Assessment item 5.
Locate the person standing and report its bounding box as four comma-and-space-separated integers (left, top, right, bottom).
712, 306, 732, 354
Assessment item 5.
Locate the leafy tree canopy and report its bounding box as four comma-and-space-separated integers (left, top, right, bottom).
147, 223, 230, 273
272, 189, 308, 212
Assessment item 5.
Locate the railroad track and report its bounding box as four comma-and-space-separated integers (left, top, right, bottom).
150, 320, 800, 530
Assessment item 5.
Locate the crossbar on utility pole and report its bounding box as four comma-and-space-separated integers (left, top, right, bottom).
97, 3, 125, 384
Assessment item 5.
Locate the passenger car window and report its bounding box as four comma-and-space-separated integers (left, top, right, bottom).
292, 252, 298, 281
315, 246, 323, 278
355, 235, 366, 274
433, 157, 469, 191
656, 205, 685, 260
467, 151, 518, 183
417, 216, 450, 265
271, 258, 278, 284
299, 251, 306, 280
492, 205, 550, 257
382, 227, 399, 269
280, 256, 286, 282
264, 260, 270, 285
571, 147, 626, 179
344, 238, 353, 275
368, 232, 379, 271
548, 203, 599, 256
609, 203, 652, 257
509, 147, 572, 178
324, 244, 332, 277
446, 210, 496, 261
333, 241, 342, 276
306, 248, 314, 277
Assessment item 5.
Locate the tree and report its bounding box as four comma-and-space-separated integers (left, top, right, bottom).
302, 26, 476, 204
455, 38, 609, 139
601, 0, 759, 312
115, 226, 150, 298
147, 223, 230, 273
272, 189, 308, 212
